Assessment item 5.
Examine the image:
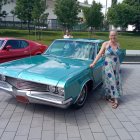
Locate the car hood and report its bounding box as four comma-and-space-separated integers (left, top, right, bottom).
0, 55, 90, 86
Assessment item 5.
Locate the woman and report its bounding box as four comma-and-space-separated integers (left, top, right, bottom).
63, 30, 73, 39
90, 30, 122, 109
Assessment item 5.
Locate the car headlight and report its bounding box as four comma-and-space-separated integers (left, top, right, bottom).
49, 85, 56, 93
46, 85, 64, 96
0, 75, 6, 81
57, 87, 64, 96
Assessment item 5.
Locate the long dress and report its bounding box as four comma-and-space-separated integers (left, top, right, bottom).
102, 45, 123, 99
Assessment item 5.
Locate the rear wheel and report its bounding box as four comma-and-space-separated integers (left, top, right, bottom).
36, 53, 41, 55
73, 85, 88, 109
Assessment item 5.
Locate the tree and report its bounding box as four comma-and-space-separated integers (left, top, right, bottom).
84, 0, 88, 4
32, 0, 46, 22
107, 0, 140, 31
112, 0, 117, 6
0, 0, 6, 27
107, 3, 134, 29
123, 0, 140, 31
123, 0, 139, 5
15, 0, 47, 34
10, 9, 16, 26
54, 0, 80, 31
82, 1, 103, 32
0, 0, 3, 17
15, 0, 34, 33
31, 0, 48, 39
0, 0, 6, 15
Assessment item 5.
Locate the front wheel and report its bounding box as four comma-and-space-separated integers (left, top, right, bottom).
73, 85, 88, 109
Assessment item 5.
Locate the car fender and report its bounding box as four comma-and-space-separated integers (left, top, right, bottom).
65, 68, 93, 103
34, 51, 42, 55
74, 78, 93, 104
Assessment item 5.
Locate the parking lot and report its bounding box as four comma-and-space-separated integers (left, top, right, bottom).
0, 64, 140, 140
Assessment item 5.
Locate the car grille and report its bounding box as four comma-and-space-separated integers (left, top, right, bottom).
5, 76, 48, 91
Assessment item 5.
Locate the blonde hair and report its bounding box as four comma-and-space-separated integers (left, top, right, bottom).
109, 30, 118, 35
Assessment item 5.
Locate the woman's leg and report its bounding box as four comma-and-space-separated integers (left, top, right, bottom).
105, 95, 114, 103
112, 98, 118, 109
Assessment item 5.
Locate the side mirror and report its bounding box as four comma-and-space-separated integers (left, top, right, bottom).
5, 45, 12, 51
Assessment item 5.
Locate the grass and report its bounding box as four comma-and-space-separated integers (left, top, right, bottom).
0, 29, 140, 50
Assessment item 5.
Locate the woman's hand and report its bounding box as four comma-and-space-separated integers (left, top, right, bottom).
89, 63, 95, 68
89, 44, 105, 68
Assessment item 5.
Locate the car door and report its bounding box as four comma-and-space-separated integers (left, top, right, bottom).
92, 43, 104, 87
19, 40, 30, 57
0, 40, 30, 63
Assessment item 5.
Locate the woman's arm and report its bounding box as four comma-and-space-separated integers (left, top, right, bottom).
90, 42, 106, 68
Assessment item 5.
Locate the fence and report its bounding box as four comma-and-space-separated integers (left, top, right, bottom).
0, 16, 88, 31
0, 17, 61, 30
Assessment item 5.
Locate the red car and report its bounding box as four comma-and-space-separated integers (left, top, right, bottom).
0, 37, 48, 63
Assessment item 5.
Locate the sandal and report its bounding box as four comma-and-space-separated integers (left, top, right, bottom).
106, 98, 114, 103
112, 103, 118, 109
105, 96, 114, 103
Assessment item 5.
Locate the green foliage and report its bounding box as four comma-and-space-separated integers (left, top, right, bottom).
54, 0, 80, 30
84, 0, 88, 4
107, 0, 140, 31
123, 0, 140, 31
10, 9, 15, 15
123, 0, 139, 5
82, 1, 103, 30
32, 0, 46, 22
15, 0, 34, 22
107, 3, 134, 28
111, 0, 117, 6
15, 0, 47, 23
0, 0, 2, 13
15, 0, 47, 34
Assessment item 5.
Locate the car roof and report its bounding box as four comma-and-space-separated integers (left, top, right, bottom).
0, 37, 26, 41
0, 37, 45, 46
56, 38, 104, 43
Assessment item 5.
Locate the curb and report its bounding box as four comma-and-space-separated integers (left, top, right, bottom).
126, 50, 140, 57
122, 62, 140, 64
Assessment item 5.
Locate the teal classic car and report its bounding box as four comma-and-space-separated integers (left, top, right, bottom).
0, 39, 126, 108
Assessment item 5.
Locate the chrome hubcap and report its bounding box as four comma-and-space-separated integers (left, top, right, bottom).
77, 86, 87, 106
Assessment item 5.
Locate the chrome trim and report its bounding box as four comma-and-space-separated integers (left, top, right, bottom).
5, 76, 50, 91
74, 79, 91, 104
26, 92, 72, 108
0, 81, 72, 108
4, 76, 64, 97
0, 75, 6, 81
74, 80, 102, 104
93, 81, 102, 90
0, 81, 13, 92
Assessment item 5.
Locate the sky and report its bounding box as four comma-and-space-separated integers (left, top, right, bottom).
79, 0, 123, 14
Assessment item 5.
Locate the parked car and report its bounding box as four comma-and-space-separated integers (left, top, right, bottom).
0, 39, 126, 108
0, 37, 48, 63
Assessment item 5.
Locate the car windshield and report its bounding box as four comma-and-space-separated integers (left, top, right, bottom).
45, 40, 96, 60
0, 40, 4, 49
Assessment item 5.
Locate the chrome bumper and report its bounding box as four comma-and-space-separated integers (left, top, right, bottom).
0, 81, 72, 108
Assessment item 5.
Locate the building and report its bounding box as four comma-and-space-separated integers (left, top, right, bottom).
1, 0, 90, 29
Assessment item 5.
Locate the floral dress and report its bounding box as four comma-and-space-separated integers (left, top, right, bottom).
102, 45, 123, 99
